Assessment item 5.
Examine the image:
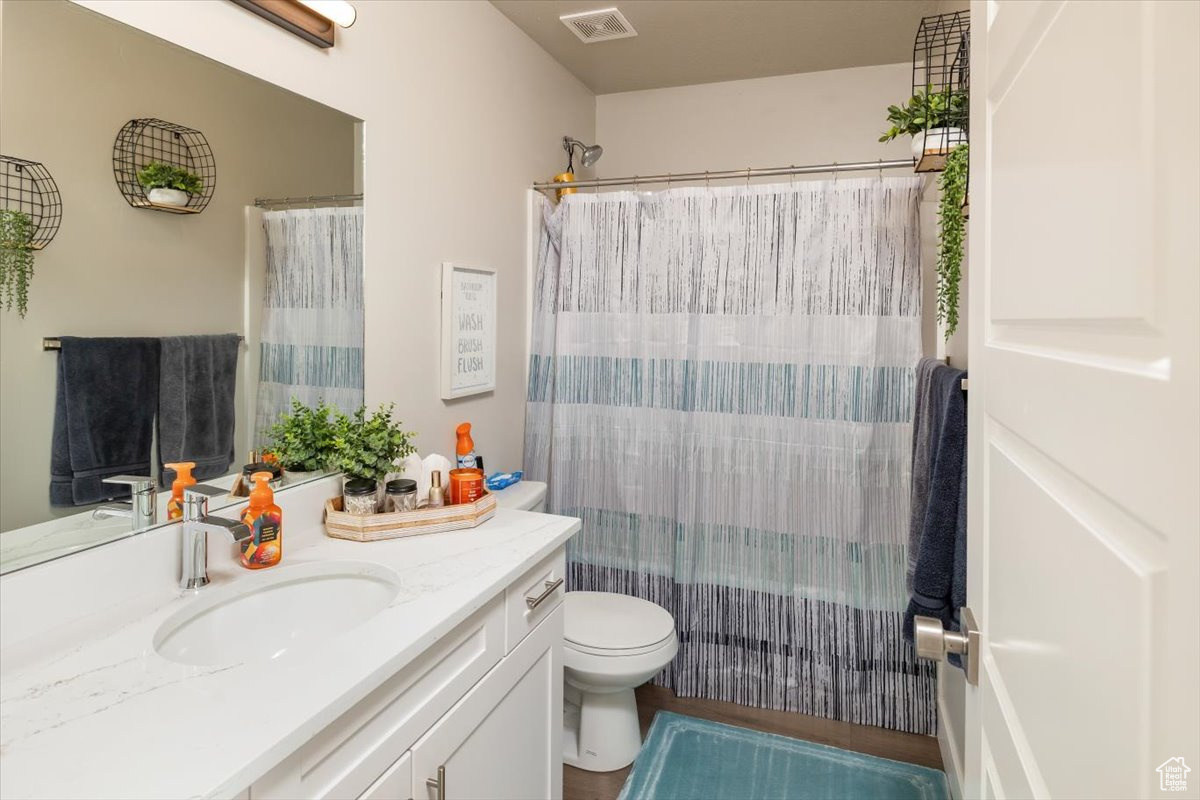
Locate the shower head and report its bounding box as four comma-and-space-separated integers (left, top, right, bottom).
563, 136, 603, 170
580, 143, 603, 167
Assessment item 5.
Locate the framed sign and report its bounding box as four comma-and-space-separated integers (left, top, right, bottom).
440, 262, 497, 399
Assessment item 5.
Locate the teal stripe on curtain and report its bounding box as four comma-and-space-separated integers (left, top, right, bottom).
528, 354, 914, 422
259, 343, 364, 389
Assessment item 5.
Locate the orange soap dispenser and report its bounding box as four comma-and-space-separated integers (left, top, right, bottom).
240, 471, 282, 569
165, 462, 196, 520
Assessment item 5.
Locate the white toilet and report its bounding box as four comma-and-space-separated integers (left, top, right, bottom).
561, 591, 678, 772
491, 482, 679, 773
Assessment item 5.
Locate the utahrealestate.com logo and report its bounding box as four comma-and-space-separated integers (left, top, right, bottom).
1157, 757, 1190, 792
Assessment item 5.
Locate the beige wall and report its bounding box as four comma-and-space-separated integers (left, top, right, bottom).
66, 0, 596, 487
596, 64, 939, 355
0, 0, 357, 531
596, 64, 915, 176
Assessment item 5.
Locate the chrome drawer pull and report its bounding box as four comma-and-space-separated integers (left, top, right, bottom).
426, 765, 445, 800
525, 577, 564, 610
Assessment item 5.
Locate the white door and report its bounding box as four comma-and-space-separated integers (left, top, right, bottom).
965, 1, 1199, 798
411, 608, 563, 800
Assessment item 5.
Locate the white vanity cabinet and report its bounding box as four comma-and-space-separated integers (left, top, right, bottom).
250, 548, 566, 800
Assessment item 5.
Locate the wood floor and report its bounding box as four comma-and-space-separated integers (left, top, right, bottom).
563, 684, 943, 800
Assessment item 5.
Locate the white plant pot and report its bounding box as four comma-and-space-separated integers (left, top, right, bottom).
147, 187, 190, 207
911, 127, 966, 159
282, 468, 323, 486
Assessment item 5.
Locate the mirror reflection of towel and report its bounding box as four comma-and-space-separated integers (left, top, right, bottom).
158, 334, 240, 485
49, 337, 160, 507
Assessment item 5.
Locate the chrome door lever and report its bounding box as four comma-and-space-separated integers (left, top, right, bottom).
914, 607, 980, 686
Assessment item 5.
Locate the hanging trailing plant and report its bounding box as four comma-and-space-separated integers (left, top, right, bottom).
0, 209, 36, 318
937, 143, 969, 338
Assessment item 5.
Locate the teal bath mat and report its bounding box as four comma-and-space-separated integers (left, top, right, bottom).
618, 712, 949, 800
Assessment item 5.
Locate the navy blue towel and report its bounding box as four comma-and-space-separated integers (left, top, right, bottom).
50, 337, 160, 506
158, 334, 241, 485
904, 364, 968, 668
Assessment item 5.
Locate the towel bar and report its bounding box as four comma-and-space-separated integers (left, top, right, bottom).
42, 335, 245, 351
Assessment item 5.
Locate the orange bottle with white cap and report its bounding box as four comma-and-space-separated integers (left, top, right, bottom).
455, 422, 477, 469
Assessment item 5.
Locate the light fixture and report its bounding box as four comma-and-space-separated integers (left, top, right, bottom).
230, 0, 356, 48
296, 0, 356, 28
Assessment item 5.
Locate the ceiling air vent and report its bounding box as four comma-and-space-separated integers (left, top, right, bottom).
560, 7, 637, 44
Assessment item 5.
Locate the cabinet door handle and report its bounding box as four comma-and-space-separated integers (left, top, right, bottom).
425, 765, 445, 800
525, 577, 564, 610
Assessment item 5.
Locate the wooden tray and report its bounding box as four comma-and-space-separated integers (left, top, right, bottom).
324, 490, 497, 542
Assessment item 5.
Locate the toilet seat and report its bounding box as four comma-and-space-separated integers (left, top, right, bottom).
563, 591, 675, 653
564, 634, 675, 657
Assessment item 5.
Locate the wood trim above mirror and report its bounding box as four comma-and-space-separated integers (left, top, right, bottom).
229, 0, 336, 49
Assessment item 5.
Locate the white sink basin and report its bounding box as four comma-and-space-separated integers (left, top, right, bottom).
154, 561, 401, 667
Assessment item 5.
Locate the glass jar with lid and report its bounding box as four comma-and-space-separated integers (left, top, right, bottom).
343, 477, 379, 515
385, 478, 418, 512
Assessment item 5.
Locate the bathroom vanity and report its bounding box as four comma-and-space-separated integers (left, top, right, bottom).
0, 476, 579, 799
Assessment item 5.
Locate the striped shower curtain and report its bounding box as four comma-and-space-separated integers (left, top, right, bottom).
524, 179, 935, 734
254, 207, 364, 442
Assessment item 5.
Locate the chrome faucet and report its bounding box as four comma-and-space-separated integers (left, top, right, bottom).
94, 475, 158, 531
181, 484, 251, 590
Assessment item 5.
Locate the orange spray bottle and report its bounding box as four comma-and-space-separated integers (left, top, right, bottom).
240, 471, 282, 569
455, 422, 477, 469
165, 462, 196, 520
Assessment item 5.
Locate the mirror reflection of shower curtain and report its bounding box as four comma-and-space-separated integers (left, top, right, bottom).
254, 207, 364, 443
524, 180, 932, 734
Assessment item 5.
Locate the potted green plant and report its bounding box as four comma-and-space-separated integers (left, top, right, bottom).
937, 143, 969, 337
332, 403, 417, 500
0, 209, 35, 318
136, 161, 204, 207
880, 87, 968, 160
264, 398, 338, 484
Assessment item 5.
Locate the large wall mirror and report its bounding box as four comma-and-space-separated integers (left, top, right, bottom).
0, 0, 364, 574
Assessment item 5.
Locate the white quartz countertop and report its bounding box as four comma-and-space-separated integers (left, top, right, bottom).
0, 508, 580, 800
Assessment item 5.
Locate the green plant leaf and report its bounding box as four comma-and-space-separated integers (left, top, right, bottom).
136, 162, 203, 195
0, 209, 36, 317
329, 402, 417, 482
936, 143, 969, 338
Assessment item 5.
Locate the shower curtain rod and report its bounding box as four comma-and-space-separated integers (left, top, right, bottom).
530, 158, 915, 191
253, 193, 363, 208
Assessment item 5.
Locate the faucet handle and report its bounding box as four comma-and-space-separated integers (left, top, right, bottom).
102, 475, 157, 494
184, 484, 227, 500
182, 483, 230, 521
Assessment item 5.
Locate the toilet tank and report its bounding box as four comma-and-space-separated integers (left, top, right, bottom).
490, 481, 547, 513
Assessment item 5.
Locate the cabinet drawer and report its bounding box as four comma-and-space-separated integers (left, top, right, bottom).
358, 752, 411, 800
503, 548, 566, 653
253, 597, 504, 800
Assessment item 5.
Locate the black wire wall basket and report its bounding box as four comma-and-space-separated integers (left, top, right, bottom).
1, 155, 63, 249
954, 37, 971, 218
912, 11, 970, 173
112, 118, 216, 214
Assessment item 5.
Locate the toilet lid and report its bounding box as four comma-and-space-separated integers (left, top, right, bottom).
564, 591, 675, 652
